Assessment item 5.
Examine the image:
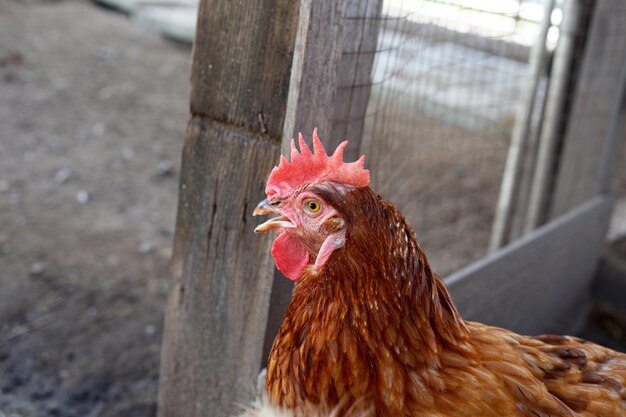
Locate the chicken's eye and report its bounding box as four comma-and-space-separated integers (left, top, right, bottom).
304, 200, 321, 214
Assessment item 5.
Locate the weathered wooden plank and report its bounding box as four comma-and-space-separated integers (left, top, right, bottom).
190, 0, 298, 137
523, 0, 587, 232
264, 0, 383, 364
157, 1, 299, 416
329, 0, 383, 160
281, 0, 380, 158
264, 0, 349, 369
550, 0, 626, 218
159, 122, 278, 417
262, 269, 293, 364
447, 196, 611, 336
489, 0, 555, 251
281, 0, 348, 153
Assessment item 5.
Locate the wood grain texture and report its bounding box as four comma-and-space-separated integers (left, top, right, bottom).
550, 0, 626, 218
447, 196, 611, 336
489, 0, 555, 251
264, 0, 351, 369
190, 0, 298, 137
159, 120, 281, 417
281, 0, 348, 153
523, 0, 587, 232
264, 0, 381, 366
329, 0, 383, 161
158, 0, 299, 415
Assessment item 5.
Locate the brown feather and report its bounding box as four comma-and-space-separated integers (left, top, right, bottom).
265, 185, 626, 417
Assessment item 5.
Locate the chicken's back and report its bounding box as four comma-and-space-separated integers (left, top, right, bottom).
468, 322, 626, 417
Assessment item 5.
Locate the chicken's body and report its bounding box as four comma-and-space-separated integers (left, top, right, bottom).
254, 133, 626, 417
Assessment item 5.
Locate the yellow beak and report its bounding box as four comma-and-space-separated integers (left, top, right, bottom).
253, 199, 295, 234
253, 199, 275, 216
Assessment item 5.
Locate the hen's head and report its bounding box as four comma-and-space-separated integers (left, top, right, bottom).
254, 129, 369, 280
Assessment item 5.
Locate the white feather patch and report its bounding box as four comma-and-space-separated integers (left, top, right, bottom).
234, 399, 294, 417
234, 398, 372, 417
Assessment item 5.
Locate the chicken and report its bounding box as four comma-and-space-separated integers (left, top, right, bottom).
251, 130, 626, 417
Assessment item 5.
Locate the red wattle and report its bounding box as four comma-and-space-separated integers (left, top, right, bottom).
271, 233, 309, 280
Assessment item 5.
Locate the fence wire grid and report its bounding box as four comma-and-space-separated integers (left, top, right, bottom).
332, 0, 616, 274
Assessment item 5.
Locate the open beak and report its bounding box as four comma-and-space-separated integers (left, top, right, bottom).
253, 199, 295, 234
252, 199, 275, 216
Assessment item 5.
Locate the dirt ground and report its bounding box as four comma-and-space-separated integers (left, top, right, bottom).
0, 1, 624, 416
0, 0, 188, 415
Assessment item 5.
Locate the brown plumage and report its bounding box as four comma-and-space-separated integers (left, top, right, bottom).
254, 135, 626, 417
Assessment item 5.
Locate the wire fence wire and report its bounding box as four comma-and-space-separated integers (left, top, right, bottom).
344, 0, 561, 274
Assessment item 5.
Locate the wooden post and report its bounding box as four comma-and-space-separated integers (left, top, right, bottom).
280, 0, 382, 156
523, 0, 585, 232
157, 1, 299, 416
489, 0, 555, 251
281, 0, 349, 153
262, 0, 383, 363
549, 0, 626, 218
330, 0, 384, 161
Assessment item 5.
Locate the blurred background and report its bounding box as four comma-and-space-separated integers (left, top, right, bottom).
1, 0, 624, 416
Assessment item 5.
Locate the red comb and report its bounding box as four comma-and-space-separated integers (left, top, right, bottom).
265, 128, 370, 199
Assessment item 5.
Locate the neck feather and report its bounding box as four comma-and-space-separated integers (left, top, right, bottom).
297, 186, 468, 346
267, 186, 469, 412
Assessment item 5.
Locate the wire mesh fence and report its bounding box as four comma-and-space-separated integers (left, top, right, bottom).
340, 0, 549, 273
